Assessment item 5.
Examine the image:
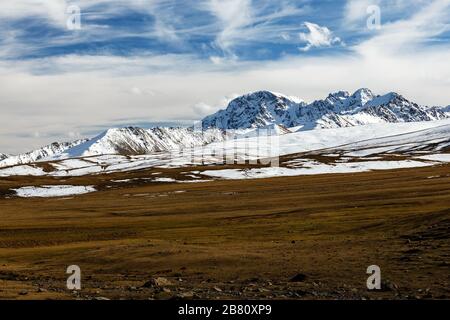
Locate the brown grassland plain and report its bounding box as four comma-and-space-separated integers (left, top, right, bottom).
0, 163, 449, 300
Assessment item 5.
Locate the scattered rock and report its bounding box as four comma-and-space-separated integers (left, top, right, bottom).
37, 287, 47, 293
143, 277, 173, 288
381, 279, 398, 292
289, 273, 307, 282
19, 290, 28, 296
213, 286, 222, 292
295, 289, 308, 296
176, 291, 194, 299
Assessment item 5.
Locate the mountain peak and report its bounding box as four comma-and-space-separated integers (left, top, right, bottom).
328, 90, 350, 99
351, 88, 374, 104
202, 90, 303, 130
202, 88, 449, 130
231, 90, 295, 105
103, 126, 146, 136
444, 105, 450, 113
243, 90, 278, 98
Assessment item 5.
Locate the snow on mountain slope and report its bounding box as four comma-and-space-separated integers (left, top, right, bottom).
0, 139, 88, 168
204, 118, 450, 158
323, 122, 450, 156
0, 153, 8, 161
232, 124, 291, 139
1, 119, 450, 178
52, 127, 226, 159
202, 88, 449, 130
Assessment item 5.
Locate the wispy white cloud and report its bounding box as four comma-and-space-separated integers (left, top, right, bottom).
299, 22, 343, 51
354, 0, 450, 56
205, 0, 308, 56
0, 0, 68, 25
207, 0, 252, 54
0, 0, 310, 61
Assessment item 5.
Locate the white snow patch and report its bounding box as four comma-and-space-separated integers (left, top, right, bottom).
202, 160, 434, 180
345, 146, 398, 157
176, 179, 213, 183
0, 165, 46, 177
153, 177, 176, 183
51, 159, 94, 170
415, 154, 450, 162
13, 185, 96, 198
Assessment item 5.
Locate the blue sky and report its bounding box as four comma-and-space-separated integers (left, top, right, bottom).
3, 0, 442, 62
0, 0, 450, 153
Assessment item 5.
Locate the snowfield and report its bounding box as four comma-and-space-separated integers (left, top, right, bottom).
13, 185, 96, 198
0, 119, 449, 179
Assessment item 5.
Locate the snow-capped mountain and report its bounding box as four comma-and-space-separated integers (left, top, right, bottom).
2, 119, 450, 178
1, 88, 449, 169
202, 89, 449, 130
51, 127, 226, 159
0, 139, 87, 168
202, 91, 306, 129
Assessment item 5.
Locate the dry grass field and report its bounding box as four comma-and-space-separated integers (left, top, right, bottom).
0, 163, 449, 300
